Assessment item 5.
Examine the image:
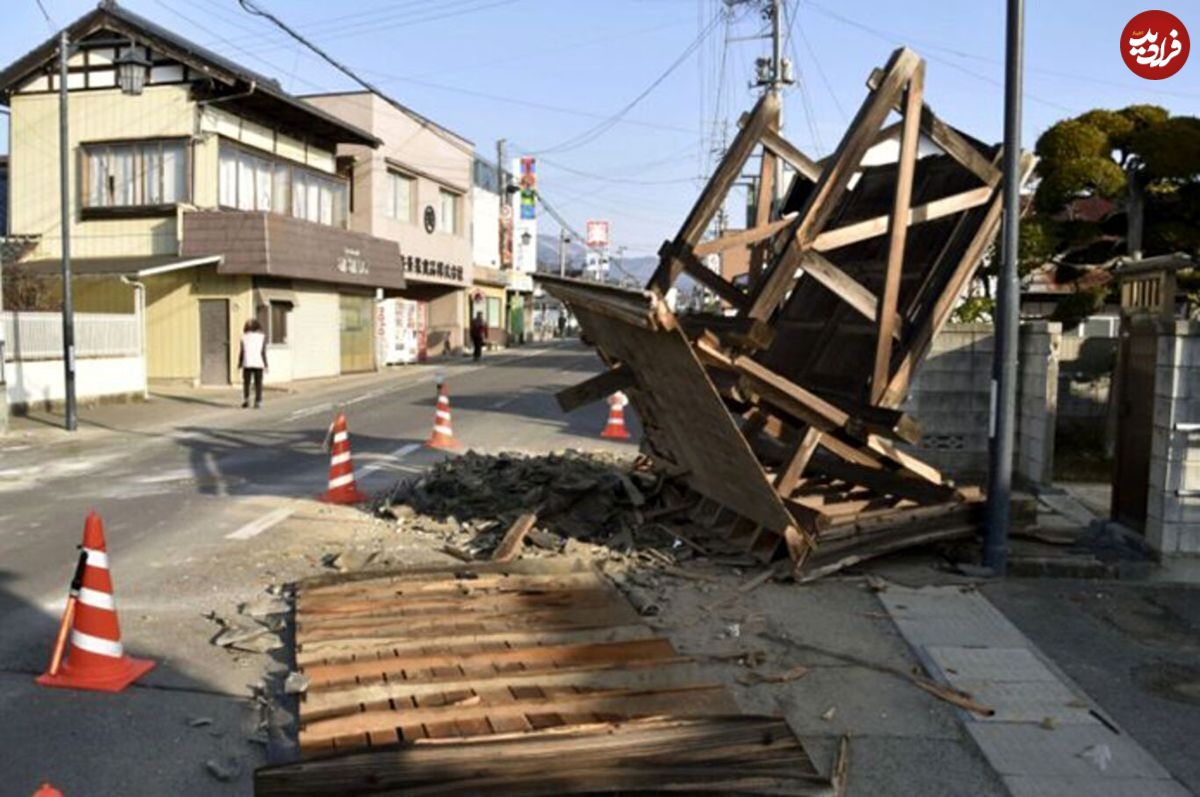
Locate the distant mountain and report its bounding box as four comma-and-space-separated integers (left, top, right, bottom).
534, 233, 655, 287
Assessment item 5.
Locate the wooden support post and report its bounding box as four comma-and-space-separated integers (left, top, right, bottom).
871, 63, 924, 403
745, 48, 921, 322
749, 124, 779, 288
693, 215, 796, 258
775, 427, 822, 497
649, 93, 779, 294
812, 186, 993, 253
797, 250, 901, 339
556, 366, 635, 413
670, 243, 749, 311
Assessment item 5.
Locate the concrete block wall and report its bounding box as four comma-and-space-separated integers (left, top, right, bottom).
1146, 321, 1200, 556
901, 322, 1060, 486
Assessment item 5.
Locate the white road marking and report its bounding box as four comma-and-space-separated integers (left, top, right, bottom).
226, 507, 294, 541
491, 396, 518, 409
288, 402, 332, 420
360, 442, 421, 474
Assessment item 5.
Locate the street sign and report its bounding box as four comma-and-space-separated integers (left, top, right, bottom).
586, 220, 610, 249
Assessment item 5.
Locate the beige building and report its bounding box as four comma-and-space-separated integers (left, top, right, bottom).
303, 92, 473, 356
1, 3, 407, 386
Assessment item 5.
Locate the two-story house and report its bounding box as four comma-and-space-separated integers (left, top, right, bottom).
0, 1, 408, 387
303, 91, 472, 356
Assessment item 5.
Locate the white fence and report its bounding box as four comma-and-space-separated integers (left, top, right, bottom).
2, 311, 140, 361
2, 311, 146, 409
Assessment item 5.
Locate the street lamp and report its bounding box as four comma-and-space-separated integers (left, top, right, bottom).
58, 33, 148, 431
115, 46, 150, 96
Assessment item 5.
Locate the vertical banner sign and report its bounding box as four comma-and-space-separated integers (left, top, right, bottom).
513, 156, 538, 274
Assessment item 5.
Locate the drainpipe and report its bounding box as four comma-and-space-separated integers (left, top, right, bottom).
121, 275, 149, 400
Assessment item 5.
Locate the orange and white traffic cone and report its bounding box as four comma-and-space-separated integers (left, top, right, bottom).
601, 392, 631, 440
31, 784, 64, 797
426, 384, 461, 450
36, 512, 155, 693
319, 413, 369, 504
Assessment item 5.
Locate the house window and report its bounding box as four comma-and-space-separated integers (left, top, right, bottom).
386, 171, 413, 222
485, 296, 502, 329
440, 189, 460, 236
83, 139, 188, 211
256, 301, 291, 345
218, 141, 347, 228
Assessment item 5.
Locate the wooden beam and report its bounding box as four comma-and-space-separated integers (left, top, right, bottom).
750, 124, 779, 289
692, 214, 796, 258
754, 123, 822, 182
866, 435, 944, 486
868, 67, 1001, 187
745, 48, 922, 322
775, 427, 822, 497
732, 354, 851, 431
880, 151, 1036, 406
556, 366, 635, 412
671, 244, 749, 310
649, 93, 779, 293
872, 63, 924, 403
491, 513, 538, 563
812, 186, 993, 253
798, 250, 901, 339
813, 455, 958, 505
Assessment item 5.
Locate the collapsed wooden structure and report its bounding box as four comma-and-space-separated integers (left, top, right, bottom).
542, 47, 1035, 580
256, 559, 839, 796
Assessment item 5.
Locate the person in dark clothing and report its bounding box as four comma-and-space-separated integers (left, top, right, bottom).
556, 313, 566, 338
470, 312, 487, 361
238, 318, 268, 408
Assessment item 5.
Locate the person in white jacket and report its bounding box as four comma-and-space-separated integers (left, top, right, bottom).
238, 319, 268, 409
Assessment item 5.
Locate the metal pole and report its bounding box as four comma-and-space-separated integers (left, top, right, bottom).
496, 138, 507, 267
770, 0, 783, 101
59, 30, 77, 432
984, 0, 1025, 574
558, 229, 567, 278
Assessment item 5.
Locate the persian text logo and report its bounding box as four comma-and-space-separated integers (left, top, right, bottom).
1122, 10, 1189, 80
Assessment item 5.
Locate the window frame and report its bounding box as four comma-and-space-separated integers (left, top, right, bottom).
217, 138, 349, 229
80, 136, 191, 219
386, 168, 415, 224
439, 187, 461, 237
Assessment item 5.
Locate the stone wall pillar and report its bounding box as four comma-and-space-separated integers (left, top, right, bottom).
1147, 320, 1200, 556
1015, 321, 1061, 487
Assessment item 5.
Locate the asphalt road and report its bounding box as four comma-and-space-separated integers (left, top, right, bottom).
0, 341, 639, 796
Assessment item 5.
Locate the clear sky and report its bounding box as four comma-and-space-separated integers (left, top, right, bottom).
2, 0, 1197, 255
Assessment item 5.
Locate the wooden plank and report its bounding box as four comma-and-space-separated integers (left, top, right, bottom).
750, 129, 779, 288
649, 92, 779, 293
730, 352, 851, 431
492, 513, 538, 563
868, 67, 1001, 187
866, 434, 944, 485
872, 63, 924, 403
798, 250, 902, 339
297, 556, 593, 594
303, 638, 680, 688
303, 658, 705, 722
812, 186, 993, 253
297, 625, 655, 667
813, 456, 958, 505
775, 427, 822, 497
555, 367, 634, 413
745, 47, 921, 321
692, 214, 795, 258
300, 684, 737, 746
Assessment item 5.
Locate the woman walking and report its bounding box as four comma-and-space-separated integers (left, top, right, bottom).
238, 319, 268, 408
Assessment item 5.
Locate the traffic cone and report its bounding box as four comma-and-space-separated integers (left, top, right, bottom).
319, 413, 369, 504
32, 785, 64, 797
426, 384, 461, 450
601, 392, 631, 440
36, 512, 155, 693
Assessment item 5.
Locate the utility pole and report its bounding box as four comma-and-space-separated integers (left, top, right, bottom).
558, 229, 569, 277
984, 0, 1025, 575
59, 30, 78, 432
496, 138, 507, 252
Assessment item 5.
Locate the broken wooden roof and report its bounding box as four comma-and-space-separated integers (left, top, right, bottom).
541, 46, 1034, 579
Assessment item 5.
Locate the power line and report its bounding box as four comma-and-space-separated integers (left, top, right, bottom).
32, 0, 55, 31
532, 8, 724, 155
236, 0, 480, 156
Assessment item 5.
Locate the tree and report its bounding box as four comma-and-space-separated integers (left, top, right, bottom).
1034, 105, 1200, 258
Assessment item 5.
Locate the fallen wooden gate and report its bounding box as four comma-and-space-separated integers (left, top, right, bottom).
542, 46, 1035, 580
255, 558, 838, 796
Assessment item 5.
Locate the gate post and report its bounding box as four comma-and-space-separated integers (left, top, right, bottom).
1146, 320, 1200, 557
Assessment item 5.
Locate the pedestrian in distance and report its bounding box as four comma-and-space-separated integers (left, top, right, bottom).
238, 318, 268, 408
556, 313, 566, 338
470, 311, 488, 362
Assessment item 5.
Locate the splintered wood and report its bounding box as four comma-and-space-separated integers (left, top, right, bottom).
540, 45, 1033, 581
255, 558, 834, 796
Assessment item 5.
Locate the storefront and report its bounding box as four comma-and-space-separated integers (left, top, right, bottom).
468, 266, 509, 348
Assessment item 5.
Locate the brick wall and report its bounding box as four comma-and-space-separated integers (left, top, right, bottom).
901, 322, 1060, 486
1146, 321, 1200, 556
